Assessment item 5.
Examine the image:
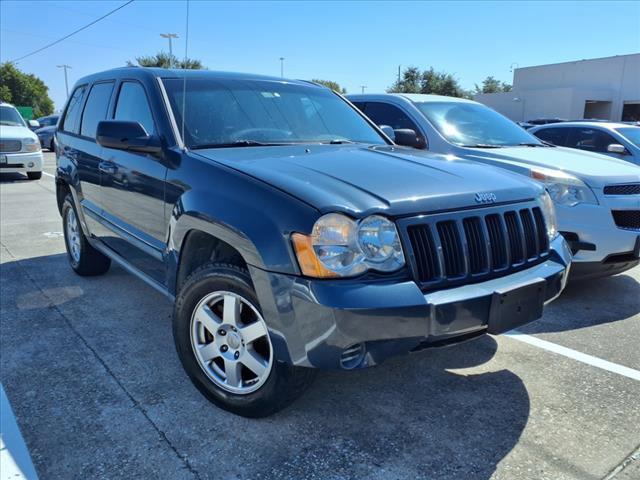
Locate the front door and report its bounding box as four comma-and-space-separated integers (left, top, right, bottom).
99, 80, 168, 283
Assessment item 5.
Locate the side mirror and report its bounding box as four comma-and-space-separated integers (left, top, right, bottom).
607, 143, 627, 155
96, 120, 161, 154
28, 120, 40, 129
378, 125, 395, 141
393, 128, 426, 149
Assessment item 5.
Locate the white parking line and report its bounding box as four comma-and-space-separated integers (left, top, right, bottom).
42, 172, 55, 178
505, 330, 640, 382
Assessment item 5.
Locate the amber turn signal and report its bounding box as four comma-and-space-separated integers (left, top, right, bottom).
291, 233, 339, 278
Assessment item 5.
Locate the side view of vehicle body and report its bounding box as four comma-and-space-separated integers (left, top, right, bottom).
530, 121, 640, 166
348, 93, 640, 280
0, 102, 44, 180
55, 68, 570, 417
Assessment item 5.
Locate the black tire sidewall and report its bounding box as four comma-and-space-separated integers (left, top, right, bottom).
173, 264, 296, 417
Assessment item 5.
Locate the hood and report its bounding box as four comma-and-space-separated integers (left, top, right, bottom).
194, 145, 543, 216
35, 125, 56, 134
462, 145, 640, 188
0, 125, 38, 141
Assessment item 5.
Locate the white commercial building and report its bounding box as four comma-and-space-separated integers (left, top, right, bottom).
475, 54, 640, 122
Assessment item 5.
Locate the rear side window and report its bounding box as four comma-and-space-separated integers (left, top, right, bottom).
363, 102, 421, 133
534, 127, 569, 146
61, 85, 87, 134
80, 82, 114, 138
114, 82, 156, 135
567, 128, 617, 153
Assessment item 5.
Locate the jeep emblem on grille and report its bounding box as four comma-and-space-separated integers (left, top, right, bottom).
475, 192, 497, 203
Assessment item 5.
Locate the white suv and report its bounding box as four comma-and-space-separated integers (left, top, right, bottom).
0, 102, 43, 180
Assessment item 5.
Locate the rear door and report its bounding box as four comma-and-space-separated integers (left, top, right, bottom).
98, 80, 168, 282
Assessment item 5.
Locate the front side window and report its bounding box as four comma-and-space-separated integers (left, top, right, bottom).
80, 82, 114, 138
161, 78, 386, 148
616, 127, 640, 148
0, 105, 27, 127
363, 102, 421, 133
415, 101, 543, 147
533, 127, 569, 146
114, 82, 156, 135
61, 85, 87, 134
567, 128, 617, 153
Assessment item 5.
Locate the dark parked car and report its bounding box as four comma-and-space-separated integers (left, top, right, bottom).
55, 68, 571, 417
527, 118, 567, 125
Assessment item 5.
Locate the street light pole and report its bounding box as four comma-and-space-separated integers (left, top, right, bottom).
160, 33, 179, 67
56, 65, 71, 98
279, 57, 285, 78
360, 85, 367, 94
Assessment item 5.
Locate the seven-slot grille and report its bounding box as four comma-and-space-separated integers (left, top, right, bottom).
405, 205, 549, 288
603, 184, 640, 195
0, 140, 22, 153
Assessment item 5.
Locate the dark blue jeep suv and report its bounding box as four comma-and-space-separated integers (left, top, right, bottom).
55, 68, 571, 417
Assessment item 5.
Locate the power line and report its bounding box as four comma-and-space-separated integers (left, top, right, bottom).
8, 0, 135, 63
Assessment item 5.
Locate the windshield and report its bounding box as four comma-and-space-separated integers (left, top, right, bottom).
616, 127, 640, 148
162, 78, 386, 148
415, 101, 543, 147
0, 106, 27, 127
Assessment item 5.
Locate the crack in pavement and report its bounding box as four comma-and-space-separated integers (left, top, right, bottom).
603, 444, 640, 480
0, 240, 203, 480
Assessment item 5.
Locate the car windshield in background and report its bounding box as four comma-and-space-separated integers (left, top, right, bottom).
415, 101, 544, 148
162, 78, 386, 149
616, 127, 640, 147
0, 106, 27, 127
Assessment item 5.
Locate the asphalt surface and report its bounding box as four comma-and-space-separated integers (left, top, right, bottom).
1, 152, 639, 480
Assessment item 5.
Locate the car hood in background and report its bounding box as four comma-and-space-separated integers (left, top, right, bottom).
461, 145, 640, 188
35, 126, 56, 134
194, 144, 543, 216
0, 125, 38, 141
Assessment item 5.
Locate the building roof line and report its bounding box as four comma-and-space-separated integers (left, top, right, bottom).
516, 53, 640, 72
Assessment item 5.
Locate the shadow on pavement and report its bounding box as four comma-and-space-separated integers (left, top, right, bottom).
522, 272, 640, 334
0, 173, 32, 183
1, 253, 530, 479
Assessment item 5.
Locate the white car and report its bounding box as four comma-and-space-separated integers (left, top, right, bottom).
348, 94, 640, 280
0, 102, 44, 180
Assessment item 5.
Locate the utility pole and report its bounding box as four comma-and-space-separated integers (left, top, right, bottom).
360, 85, 367, 94
398, 65, 401, 84
57, 65, 72, 98
160, 33, 179, 66
279, 57, 285, 77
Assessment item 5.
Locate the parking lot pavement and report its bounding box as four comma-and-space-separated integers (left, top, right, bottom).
1, 152, 639, 480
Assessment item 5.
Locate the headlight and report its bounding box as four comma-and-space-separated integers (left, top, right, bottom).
292, 213, 405, 278
531, 167, 597, 206
539, 191, 558, 241
22, 137, 41, 153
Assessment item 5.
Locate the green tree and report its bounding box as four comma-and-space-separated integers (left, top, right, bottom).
474, 76, 512, 94
127, 52, 205, 69
0, 63, 54, 117
311, 79, 347, 94
388, 66, 468, 98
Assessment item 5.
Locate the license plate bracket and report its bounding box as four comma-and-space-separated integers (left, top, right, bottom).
488, 279, 546, 334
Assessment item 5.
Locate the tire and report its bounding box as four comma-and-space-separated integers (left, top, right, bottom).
50, 139, 55, 152
62, 194, 111, 276
27, 171, 42, 180
173, 262, 316, 418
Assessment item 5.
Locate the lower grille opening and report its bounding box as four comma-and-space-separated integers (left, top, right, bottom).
612, 210, 640, 230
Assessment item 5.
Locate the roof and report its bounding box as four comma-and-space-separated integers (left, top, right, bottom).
73, 67, 323, 89
347, 93, 477, 104
534, 121, 636, 130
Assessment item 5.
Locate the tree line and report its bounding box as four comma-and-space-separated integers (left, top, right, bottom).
0, 58, 510, 116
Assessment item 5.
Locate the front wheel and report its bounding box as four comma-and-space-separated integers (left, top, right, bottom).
173, 262, 315, 417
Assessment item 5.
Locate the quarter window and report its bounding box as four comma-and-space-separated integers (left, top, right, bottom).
114, 82, 156, 135
61, 85, 87, 134
80, 82, 114, 138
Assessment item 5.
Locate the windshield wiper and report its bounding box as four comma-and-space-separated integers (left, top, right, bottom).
191, 140, 285, 149
460, 143, 504, 148
516, 142, 547, 147
324, 139, 355, 144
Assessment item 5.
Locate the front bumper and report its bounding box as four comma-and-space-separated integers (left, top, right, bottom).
0, 151, 43, 173
251, 235, 571, 370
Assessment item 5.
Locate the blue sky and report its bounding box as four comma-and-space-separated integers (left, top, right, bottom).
1, 0, 639, 110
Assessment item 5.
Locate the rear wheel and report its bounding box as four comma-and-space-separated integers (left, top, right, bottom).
27, 171, 42, 180
173, 262, 315, 417
62, 194, 111, 276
